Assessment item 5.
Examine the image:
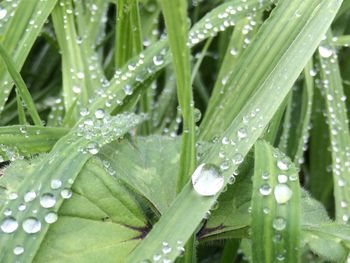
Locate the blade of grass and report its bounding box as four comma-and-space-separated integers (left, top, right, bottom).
251, 140, 301, 263
160, 0, 196, 192
15, 90, 27, 125
0, 0, 58, 115
127, 0, 343, 261
318, 31, 350, 223
0, 44, 42, 126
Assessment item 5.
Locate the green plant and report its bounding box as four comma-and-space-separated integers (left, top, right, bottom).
0, 0, 350, 262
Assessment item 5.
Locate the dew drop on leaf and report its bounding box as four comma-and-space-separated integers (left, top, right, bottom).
277, 159, 289, 171
22, 217, 41, 234
272, 217, 286, 231
24, 191, 36, 202
1, 217, 19, 233
13, 246, 24, 255
45, 212, 58, 224
259, 184, 272, 196
191, 163, 224, 196
61, 188, 72, 199
50, 179, 62, 190
318, 46, 333, 58
274, 184, 292, 204
40, 193, 56, 208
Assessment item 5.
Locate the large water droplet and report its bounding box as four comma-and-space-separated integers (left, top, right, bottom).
22, 217, 41, 234
1, 217, 19, 233
40, 193, 56, 208
191, 163, 224, 196
274, 184, 292, 204
13, 246, 24, 255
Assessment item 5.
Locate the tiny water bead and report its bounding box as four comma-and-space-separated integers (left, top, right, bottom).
274, 184, 293, 204
22, 217, 41, 234
13, 246, 24, 256
40, 193, 56, 208
94, 108, 105, 119
277, 174, 288, 184
1, 217, 19, 233
191, 163, 224, 196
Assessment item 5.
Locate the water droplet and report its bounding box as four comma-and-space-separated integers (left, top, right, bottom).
259, 184, 272, 196
24, 191, 36, 202
273, 217, 286, 231
94, 109, 105, 119
277, 159, 289, 171
319, 46, 333, 58
277, 174, 288, 184
237, 128, 247, 140
13, 246, 24, 255
0, 9, 7, 20
51, 179, 62, 190
153, 253, 161, 261
191, 163, 224, 196
61, 188, 72, 199
262, 172, 269, 180
22, 217, 41, 234
233, 153, 244, 165
153, 55, 164, 66
86, 142, 99, 155
8, 192, 18, 200
1, 217, 19, 233
40, 193, 56, 208
123, 84, 133, 95
45, 212, 58, 224
274, 184, 292, 204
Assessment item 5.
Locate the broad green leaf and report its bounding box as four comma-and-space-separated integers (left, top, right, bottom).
0, 112, 144, 263
127, 0, 343, 261
251, 140, 300, 263
99, 135, 181, 214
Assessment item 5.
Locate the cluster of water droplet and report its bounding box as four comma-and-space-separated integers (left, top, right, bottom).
0, 143, 23, 162
140, 240, 184, 262
76, 109, 145, 155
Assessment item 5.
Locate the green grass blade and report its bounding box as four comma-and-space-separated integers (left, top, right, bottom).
318, 31, 350, 223
251, 140, 301, 263
0, 44, 42, 126
333, 35, 350, 46
88, 0, 269, 115
160, 0, 196, 192
127, 1, 343, 261
0, 112, 144, 263
0, 126, 69, 161
15, 90, 27, 125
0, 0, 57, 115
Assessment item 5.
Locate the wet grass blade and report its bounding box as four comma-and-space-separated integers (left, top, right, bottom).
160, 0, 196, 191
127, 0, 343, 261
0, 44, 42, 126
0, 0, 58, 115
251, 140, 300, 263
318, 31, 350, 223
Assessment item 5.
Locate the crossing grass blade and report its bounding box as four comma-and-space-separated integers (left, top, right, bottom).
127, 0, 343, 261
